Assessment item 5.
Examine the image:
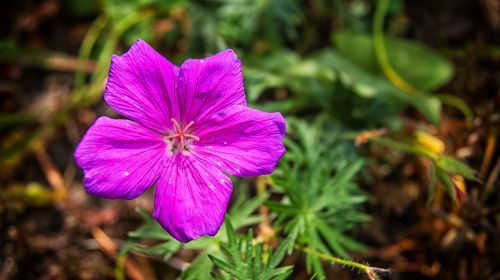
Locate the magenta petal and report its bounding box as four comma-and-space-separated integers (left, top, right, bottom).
74, 117, 166, 199
195, 106, 286, 177
104, 40, 179, 133
177, 49, 246, 125
153, 155, 232, 242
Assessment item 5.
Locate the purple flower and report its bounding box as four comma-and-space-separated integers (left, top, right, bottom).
74, 40, 286, 242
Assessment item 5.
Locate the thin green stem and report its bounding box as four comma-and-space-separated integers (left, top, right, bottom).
297, 245, 387, 280
115, 255, 126, 280
74, 16, 108, 91
373, 0, 442, 125
370, 137, 438, 160
73, 9, 157, 106
335, 131, 438, 160
373, 0, 416, 95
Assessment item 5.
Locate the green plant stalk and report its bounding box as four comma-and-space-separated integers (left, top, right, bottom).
373, 0, 444, 125
373, 0, 417, 95
370, 137, 438, 160
297, 245, 384, 280
374, 2, 473, 124
74, 15, 108, 91
336, 132, 438, 160
115, 255, 126, 280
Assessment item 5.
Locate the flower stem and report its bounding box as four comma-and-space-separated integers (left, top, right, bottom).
74, 15, 108, 91
373, 0, 442, 125
373, 0, 417, 95
296, 245, 388, 280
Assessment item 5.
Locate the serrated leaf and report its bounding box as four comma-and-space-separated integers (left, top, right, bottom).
211, 221, 294, 280
270, 119, 369, 278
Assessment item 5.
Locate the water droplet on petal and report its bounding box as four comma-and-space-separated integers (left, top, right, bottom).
124, 171, 130, 176
217, 162, 222, 166
209, 184, 214, 189
223, 141, 227, 145
200, 59, 204, 64
219, 179, 224, 183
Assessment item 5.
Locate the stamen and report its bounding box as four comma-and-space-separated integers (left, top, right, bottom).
179, 134, 185, 151
165, 118, 200, 152
184, 134, 200, 141
171, 118, 182, 132
183, 121, 195, 131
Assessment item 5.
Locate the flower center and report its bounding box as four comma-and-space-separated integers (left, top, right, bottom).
164, 118, 200, 152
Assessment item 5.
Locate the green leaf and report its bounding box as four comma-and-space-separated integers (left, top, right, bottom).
210, 220, 293, 280
315, 218, 349, 258
333, 31, 454, 91
329, 159, 364, 186
117, 239, 137, 257
265, 201, 297, 215
316, 50, 441, 124
428, 165, 438, 205
337, 234, 368, 252
228, 191, 269, 229
128, 209, 172, 241
225, 218, 237, 245
269, 236, 293, 268
435, 166, 457, 201
179, 254, 213, 280
270, 119, 369, 278
436, 156, 479, 181
306, 254, 326, 280
135, 242, 182, 260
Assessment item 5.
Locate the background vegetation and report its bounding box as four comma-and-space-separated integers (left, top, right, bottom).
1, 0, 499, 279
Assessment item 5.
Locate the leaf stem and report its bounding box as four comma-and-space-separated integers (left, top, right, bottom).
373, 0, 442, 125
370, 137, 438, 160
296, 245, 388, 280
373, 0, 416, 95
74, 15, 108, 91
